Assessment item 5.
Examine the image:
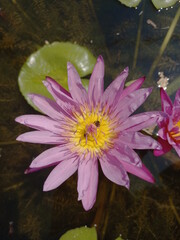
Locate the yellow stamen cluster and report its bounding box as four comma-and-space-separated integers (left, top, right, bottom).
170, 120, 180, 140
70, 106, 117, 155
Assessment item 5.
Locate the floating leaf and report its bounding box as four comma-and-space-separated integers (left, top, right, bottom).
118, 0, 141, 8
118, 0, 178, 9
115, 237, 124, 240
151, 0, 178, 9
18, 42, 96, 109
59, 226, 97, 240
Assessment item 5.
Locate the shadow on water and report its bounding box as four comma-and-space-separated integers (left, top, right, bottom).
0, 0, 180, 239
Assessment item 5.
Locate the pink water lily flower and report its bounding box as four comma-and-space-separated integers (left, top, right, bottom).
154, 88, 180, 157
16, 56, 162, 211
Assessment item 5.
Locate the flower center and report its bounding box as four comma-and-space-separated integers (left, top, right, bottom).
70, 107, 117, 155
85, 123, 98, 144
169, 120, 180, 141
176, 120, 180, 128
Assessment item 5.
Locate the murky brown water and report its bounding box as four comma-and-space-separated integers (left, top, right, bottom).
0, 1, 180, 239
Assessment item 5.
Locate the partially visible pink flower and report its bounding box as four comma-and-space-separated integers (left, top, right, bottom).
154, 88, 180, 157
16, 56, 162, 211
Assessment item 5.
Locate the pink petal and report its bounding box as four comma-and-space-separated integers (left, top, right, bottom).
118, 132, 162, 150
81, 159, 98, 211
158, 116, 169, 129
15, 115, 63, 134
109, 145, 142, 167
167, 133, 176, 146
160, 88, 173, 115
88, 56, 104, 105
77, 152, 93, 200
28, 94, 64, 120
43, 78, 78, 111
67, 62, 88, 104
100, 153, 129, 189
172, 106, 180, 123
25, 161, 61, 174
117, 111, 163, 132
167, 118, 176, 132
121, 161, 155, 183
43, 81, 77, 120
101, 67, 128, 106
16, 130, 64, 144
30, 145, 71, 168
120, 76, 145, 100
153, 137, 172, 156
43, 157, 78, 191
172, 89, 180, 121
25, 167, 52, 174
112, 88, 153, 122
158, 128, 167, 140
46, 76, 71, 97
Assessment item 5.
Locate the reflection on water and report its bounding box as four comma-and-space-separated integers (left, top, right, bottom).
0, 0, 180, 239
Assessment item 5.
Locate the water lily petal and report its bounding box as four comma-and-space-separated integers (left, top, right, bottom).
25, 166, 56, 174
172, 106, 180, 123
167, 133, 177, 146
100, 154, 129, 189
101, 67, 128, 106
45, 76, 71, 97
43, 80, 73, 105
81, 159, 98, 211
120, 76, 145, 100
110, 145, 142, 167
44, 77, 78, 107
88, 56, 104, 105
16, 130, 64, 144
117, 111, 162, 132
113, 88, 153, 122
154, 137, 172, 156
158, 128, 167, 140
172, 90, 180, 121
28, 94, 64, 120
15, 114, 63, 134
77, 152, 92, 200
67, 62, 88, 104
43, 157, 78, 191
30, 145, 71, 168
121, 161, 155, 183
118, 132, 161, 149
160, 88, 173, 115
43, 80, 78, 118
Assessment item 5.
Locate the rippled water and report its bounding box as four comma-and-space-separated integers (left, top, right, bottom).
0, 1, 180, 239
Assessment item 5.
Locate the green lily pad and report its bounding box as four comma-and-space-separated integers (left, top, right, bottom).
115, 237, 124, 240
59, 226, 97, 240
151, 0, 178, 9
18, 42, 96, 110
118, 0, 178, 9
118, 0, 141, 8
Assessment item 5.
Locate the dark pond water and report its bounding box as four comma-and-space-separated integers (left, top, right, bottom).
0, 0, 180, 239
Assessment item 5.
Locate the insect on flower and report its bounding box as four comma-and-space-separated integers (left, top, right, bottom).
16, 56, 162, 210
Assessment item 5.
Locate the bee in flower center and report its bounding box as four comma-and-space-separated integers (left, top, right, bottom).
94, 120, 100, 127
83, 121, 101, 144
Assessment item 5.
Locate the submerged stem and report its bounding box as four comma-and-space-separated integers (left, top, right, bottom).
132, 1, 145, 70
91, 178, 116, 240
102, 184, 116, 239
